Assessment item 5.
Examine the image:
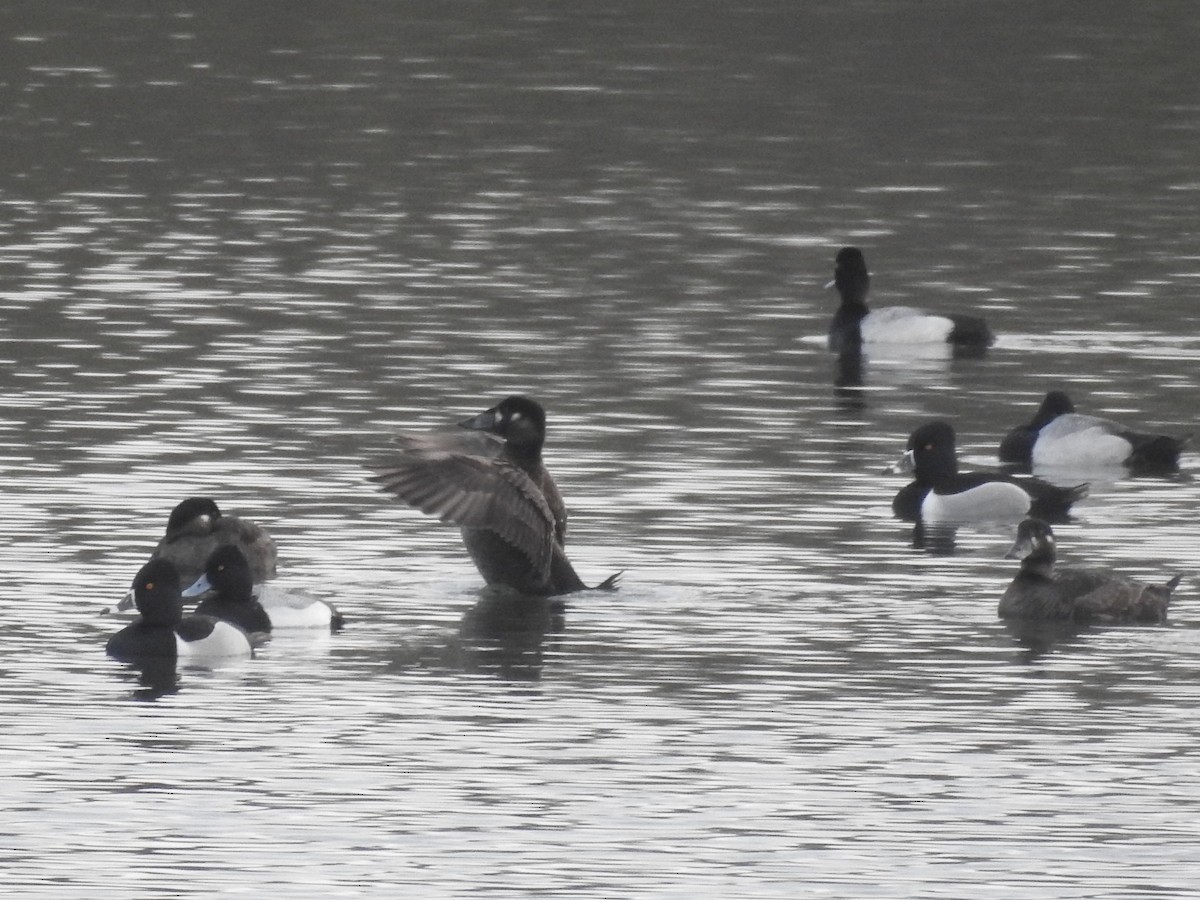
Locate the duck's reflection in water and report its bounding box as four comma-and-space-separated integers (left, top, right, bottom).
455, 587, 564, 681
1003, 618, 1088, 663
108, 656, 182, 702
910, 520, 958, 556
387, 588, 565, 682
833, 349, 866, 411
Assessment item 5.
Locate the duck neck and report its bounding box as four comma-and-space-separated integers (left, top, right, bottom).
917, 454, 958, 488
835, 271, 870, 315
502, 439, 543, 475
1019, 550, 1055, 580
215, 572, 256, 606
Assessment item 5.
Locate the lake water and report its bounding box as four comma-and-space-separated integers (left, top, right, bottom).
2, 2, 1199, 896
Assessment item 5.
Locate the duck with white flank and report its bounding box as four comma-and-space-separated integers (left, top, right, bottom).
827, 247, 994, 353
999, 390, 1188, 474
892, 421, 1087, 523
106, 559, 253, 662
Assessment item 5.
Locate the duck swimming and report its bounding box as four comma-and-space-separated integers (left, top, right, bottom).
892, 420, 1087, 523
826, 247, 994, 353
183, 545, 344, 632
1000, 518, 1181, 623
999, 390, 1188, 473
144, 497, 277, 586
106, 558, 253, 661
370, 396, 620, 597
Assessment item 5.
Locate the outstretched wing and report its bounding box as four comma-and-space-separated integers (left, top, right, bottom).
369, 450, 556, 577
390, 428, 506, 458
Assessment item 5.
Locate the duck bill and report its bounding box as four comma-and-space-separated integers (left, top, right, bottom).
885, 449, 916, 475
181, 572, 213, 598
115, 587, 137, 612
459, 407, 498, 431
1004, 536, 1034, 561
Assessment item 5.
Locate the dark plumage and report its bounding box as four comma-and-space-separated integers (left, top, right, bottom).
370, 396, 619, 597
827, 247, 994, 353
106, 559, 252, 661
999, 390, 1188, 473
1000, 518, 1182, 624
147, 497, 277, 586
892, 421, 1087, 523
183, 545, 273, 634
183, 545, 344, 632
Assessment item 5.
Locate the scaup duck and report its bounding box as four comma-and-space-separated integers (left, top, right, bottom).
999, 390, 1188, 473
370, 396, 620, 597
1001, 518, 1181, 623
183, 545, 344, 631
106, 558, 253, 662
146, 497, 278, 586
892, 420, 1088, 523
827, 247, 994, 353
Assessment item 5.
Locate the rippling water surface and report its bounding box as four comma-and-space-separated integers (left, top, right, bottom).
2, 2, 1199, 896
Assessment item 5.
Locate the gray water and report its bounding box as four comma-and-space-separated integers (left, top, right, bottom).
2, 2, 1200, 896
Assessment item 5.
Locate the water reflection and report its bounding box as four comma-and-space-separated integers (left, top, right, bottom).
108, 656, 181, 701
456, 590, 565, 681
380, 590, 564, 682
1003, 618, 1092, 662
910, 520, 960, 556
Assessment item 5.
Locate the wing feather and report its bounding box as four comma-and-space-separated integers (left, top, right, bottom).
369, 449, 556, 576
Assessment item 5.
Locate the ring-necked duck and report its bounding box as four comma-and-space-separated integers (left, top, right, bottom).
892, 420, 1088, 522
827, 247, 994, 353
999, 390, 1188, 473
1001, 518, 1181, 623
106, 558, 253, 661
370, 396, 620, 597
183, 545, 344, 632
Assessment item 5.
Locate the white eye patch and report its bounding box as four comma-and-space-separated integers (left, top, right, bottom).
509, 411, 522, 422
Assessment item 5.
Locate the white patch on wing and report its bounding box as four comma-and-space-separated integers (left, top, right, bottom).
860, 306, 953, 344
1033, 414, 1131, 468
921, 482, 1030, 522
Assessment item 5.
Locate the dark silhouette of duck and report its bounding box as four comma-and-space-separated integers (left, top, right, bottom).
183, 545, 344, 632
106, 558, 253, 662
1001, 518, 1182, 624
999, 390, 1188, 473
146, 497, 277, 586
370, 396, 620, 597
892, 420, 1087, 523
827, 247, 994, 353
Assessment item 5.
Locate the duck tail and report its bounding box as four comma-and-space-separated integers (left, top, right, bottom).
1066, 482, 1090, 503
592, 571, 623, 591
1127, 434, 1189, 473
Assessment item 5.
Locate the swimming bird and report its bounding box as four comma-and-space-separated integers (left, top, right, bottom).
999, 390, 1188, 473
146, 497, 277, 586
827, 247, 994, 353
1000, 518, 1181, 623
106, 558, 253, 661
183, 545, 344, 632
892, 420, 1087, 523
369, 396, 619, 597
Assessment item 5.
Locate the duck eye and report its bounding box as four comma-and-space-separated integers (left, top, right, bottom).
145, 581, 154, 590
924, 442, 934, 451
